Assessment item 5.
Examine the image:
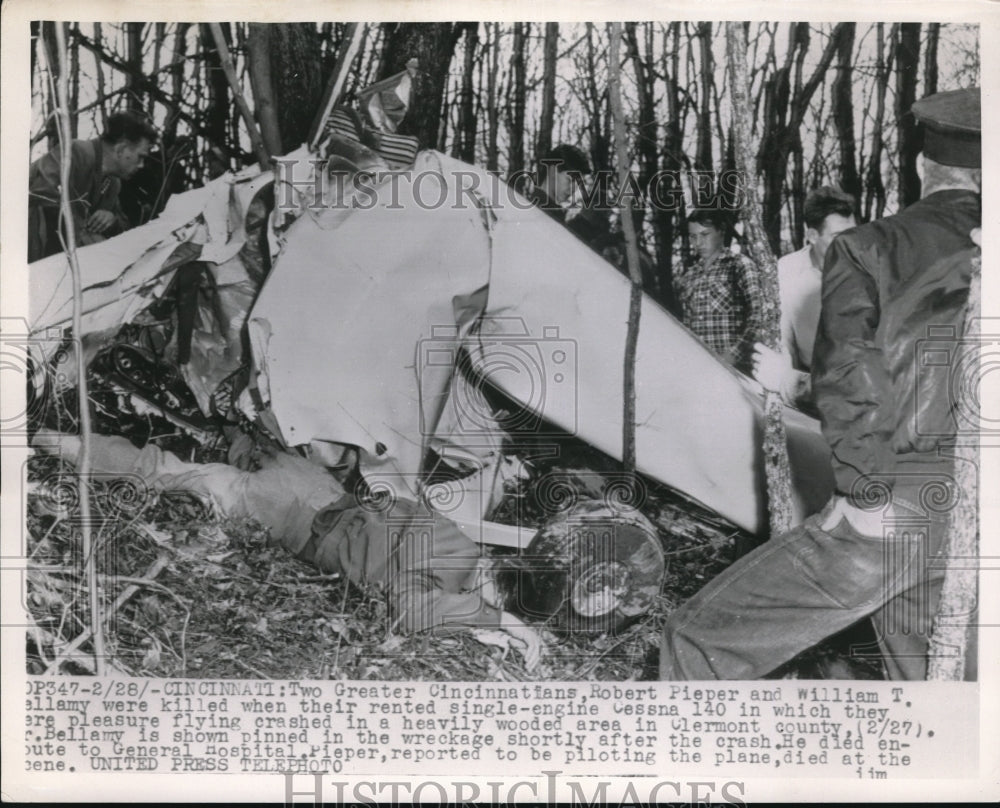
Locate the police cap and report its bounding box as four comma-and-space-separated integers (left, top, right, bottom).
911, 87, 981, 168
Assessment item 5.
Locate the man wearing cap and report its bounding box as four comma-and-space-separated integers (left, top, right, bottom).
659, 88, 981, 681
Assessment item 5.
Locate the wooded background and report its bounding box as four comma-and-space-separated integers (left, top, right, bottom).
31, 21, 979, 310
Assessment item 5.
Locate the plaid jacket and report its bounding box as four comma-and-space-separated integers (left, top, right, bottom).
677, 250, 763, 375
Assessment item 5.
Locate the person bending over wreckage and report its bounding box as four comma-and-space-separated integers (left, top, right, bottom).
31, 429, 541, 669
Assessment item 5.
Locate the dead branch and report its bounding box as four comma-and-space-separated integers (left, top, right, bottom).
208, 23, 271, 170
45, 554, 171, 674
49, 22, 106, 675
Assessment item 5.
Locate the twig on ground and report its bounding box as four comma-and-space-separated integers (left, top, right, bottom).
45, 554, 172, 673
230, 657, 273, 680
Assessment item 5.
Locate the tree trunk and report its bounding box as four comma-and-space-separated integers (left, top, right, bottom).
269, 24, 324, 151
125, 22, 145, 113
201, 23, 231, 156
507, 22, 528, 173
726, 22, 794, 536
584, 24, 609, 175
895, 23, 922, 207
864, 24, 892, 222
485, 23, 500, 172
230, 23, 246, 152
791, 132, 804, 247
439, 81, 451, 154
832, 22, 860, 202
457, 23, 479, 163
537, 22, 559, 160
378, 23, 461, 150
924, 22, 940, 96
694, 22, 714, 175
41, 22, 60, 149
162, 22, 190, 147
926, 246, 980, 681
31, 20, 40, 91
247, 24, 283, 157
68, 24, 80, 137
209, 23, 271, 171
359, 25, 382, 96
757, 23, 843, 254
609, 22, 644, 479
625, 22, 659, 297
149, 23, 165, 119
657, 22, 683, 316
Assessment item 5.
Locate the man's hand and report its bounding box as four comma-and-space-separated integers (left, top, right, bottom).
820, 495, 893, 538
499, 612, 542, 671
85, 210, 116, 234
752, 342, 793, 392
971, 227, 981, 248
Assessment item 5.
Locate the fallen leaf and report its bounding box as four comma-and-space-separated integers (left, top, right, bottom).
323, 617, 349, 637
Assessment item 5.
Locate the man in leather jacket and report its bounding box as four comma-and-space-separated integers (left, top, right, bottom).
660, 88, 981, 681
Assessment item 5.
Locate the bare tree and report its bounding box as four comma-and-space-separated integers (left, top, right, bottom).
162, 23, 191, 147
895, 23, 922, 207
68, 24, 80, 137
927, 245, 980, 681
924, 22, 940, 96
125, 22, 144, 112
756, 23, 844, 254
625, 22, 660, 296
269, 24, 324, 151
201, 24, 231, 158
149, 23, 165, 119
247, 24, 282, 157
378, 23, 463, 150
832, 23, 860, 201
456, 23, 479, 163
507, 22, 528, 172
726, 21, 794, 536
536, 23, 559, 160
864, 23, 894, 222
484, 23, 501, 172
658, 22, 685, 315
694, 22, 714, 176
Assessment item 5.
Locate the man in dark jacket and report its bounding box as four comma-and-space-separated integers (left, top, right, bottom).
28, 111, 158, 262
659, 88, 981, 681
527, 144, 610, 248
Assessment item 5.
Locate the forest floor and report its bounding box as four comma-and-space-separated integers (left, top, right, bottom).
24, 435, 884, 683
